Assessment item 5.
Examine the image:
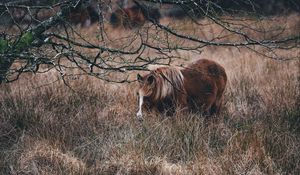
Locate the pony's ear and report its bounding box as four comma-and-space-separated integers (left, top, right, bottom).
147, 75, 155, 85
137, 73, 143, 83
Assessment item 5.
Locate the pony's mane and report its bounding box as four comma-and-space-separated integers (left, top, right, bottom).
153, 67, 185, 101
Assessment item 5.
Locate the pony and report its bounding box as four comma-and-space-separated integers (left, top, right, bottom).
136, 59, 227, 120
110, 6, 146, 28
66, 0, 99, 27
110, 4, 161, 28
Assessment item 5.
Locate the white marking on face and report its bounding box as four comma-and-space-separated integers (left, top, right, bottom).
136, 92, 144, 120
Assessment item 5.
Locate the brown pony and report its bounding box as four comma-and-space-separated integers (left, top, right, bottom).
110, 6, 146, 28
136, 59, 227, 120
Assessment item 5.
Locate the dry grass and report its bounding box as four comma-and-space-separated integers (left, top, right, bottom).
0, 16, 300, 174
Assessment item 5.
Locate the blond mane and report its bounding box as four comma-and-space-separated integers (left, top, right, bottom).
153, 67, 185, 101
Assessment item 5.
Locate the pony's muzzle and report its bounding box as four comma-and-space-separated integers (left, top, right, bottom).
136, 111, 143, 121
136, 92, 144, 121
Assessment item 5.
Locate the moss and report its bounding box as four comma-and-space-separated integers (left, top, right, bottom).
0, 38, 9, 54
14, 32, 34, 52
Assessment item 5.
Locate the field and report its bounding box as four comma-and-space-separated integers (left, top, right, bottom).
0, 14, 300, 174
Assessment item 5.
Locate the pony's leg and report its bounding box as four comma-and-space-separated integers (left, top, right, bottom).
178, 95, 188, 113
202, 94, 217, 116
215, 95, 224, 114
210, 102, 218, 115
209, 93, 224, 115
203, 104, 213, 116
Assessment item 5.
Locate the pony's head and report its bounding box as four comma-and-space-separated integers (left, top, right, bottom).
137, 73, 156, 97
135, 67, 184, 120
136, 72, 156, 120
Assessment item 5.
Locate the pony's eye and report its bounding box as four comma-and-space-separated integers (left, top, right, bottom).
136, 92, 139, 96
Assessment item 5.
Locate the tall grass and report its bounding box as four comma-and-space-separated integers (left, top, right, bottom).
1, 47, 299, 174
